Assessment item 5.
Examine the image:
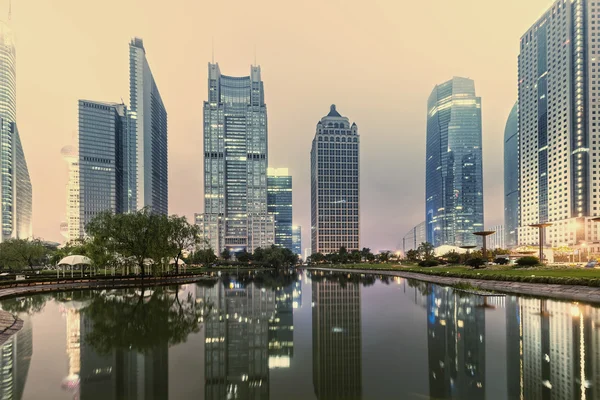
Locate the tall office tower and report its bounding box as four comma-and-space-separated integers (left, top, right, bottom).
200, 63, 273, 254
202, 279, 275, 399
292, 225, 302, 256
0, 21, 31, 241
425, 77, 483, 248
518, 0, 600, 250
310, 105, 360, 254
402, 221, 426, 254
78, 101, 132, 234
61, 144, 80, 241
488, 225, 505, 249
0, 314, 33, 400
312, 278, 361, 399
267, 168, 292, 250
427, 286, 485, 399
504, 102, 518, 249
129, 38, 168, 215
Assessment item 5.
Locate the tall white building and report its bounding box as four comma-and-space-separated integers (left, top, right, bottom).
518, 0, 600, 252
488, 225, 505, 249
0, 21, 31, 241
402, 221, 426, 254
198, 63, 274, 255
61, 144, 80, 241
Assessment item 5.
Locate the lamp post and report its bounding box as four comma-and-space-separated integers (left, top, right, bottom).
529, 223, 553, 263
473, 231, 496, 261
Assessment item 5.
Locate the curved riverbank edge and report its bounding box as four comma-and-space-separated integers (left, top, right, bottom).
0, 275, 217, 301
309, 267, 600, 304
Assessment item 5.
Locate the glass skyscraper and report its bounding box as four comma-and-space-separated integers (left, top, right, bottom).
503, 102, 518, 249
199, 63, 273, 254
267, 168, 292, 250
129, 38, 168, 215
425, 77, 483, 247
310, 105, 360, 254
78, 101, 132, 234
0, 21, 31, 241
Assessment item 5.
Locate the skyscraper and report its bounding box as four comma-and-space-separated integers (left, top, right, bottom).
267, 168, 292, 250
292, 225, 302, 256
0, 21, 31, 241
402, 221, 426, 254
61, 144, 80, 241
310, 105, 360, 254
503, 102, 518, 249
129, 37, 168, 215
518, 0, 600, 251
425, 77, 483, 248
199, 63, 274, 254
78, 101, 132, 234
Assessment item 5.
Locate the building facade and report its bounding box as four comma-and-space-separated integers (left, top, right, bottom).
61, 145, 80, 241
0, 21, 31, 241
310, 105, 360, 254
488, 225, 505, 249
425, 77, 483, 248
200, 63, 274, 254
267, 168, 292, 250
504, 102, 519, 249
129, 37, 168, 215
517, 0, 600, 251
78, 101, 132, 234
292, 225, 302, 256
402, 221, 426, 254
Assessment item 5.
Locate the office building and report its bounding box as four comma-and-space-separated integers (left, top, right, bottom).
292, 225, 302, 256
129, 37, 168, 215
267, 168, 293, 250
199, 63, 274, 254
425, 77, 483, 248
402, 221, 426, 254
61, 144, 80, 241
0, 314, 33, 400
488, 225, 505, 249
312, 278, 362, 399
504, 102, 518, 249
78, 101, 132, 234
269, 283, 294, 369
310, 105, 360, 254
518, 0, 600, 251
0, 21, 31, 241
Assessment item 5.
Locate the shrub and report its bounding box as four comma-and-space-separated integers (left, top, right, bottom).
516, 256, 539, 267
418, 260, 440, 267
495, 257, 509, 265
465, 257, 485, 269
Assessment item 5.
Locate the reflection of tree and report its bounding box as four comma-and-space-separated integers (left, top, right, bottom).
309, 271, 376, 287
81, 286, 210, 354
407, 279, 432, 296
0, 294, 50, 315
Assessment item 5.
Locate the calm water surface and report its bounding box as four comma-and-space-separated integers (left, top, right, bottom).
1, 270, 599, 400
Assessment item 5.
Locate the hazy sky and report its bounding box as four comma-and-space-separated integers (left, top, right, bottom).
11, 0, 555, 250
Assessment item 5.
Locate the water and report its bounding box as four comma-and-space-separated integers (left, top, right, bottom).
0, 269, 598, 400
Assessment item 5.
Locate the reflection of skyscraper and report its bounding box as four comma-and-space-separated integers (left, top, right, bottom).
202, 281, 275, 399
505, 297, 598, 400
312, 279, 361, 400
269, 284, 294, 369
0, 314, 33, 400
427, 286, 485, 399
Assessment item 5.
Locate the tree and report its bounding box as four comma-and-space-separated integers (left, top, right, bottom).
405, 249, 420, 262
350, 250, 362, 263
1, 238, 50, 271
378, 251, 391, 263
167, 216, 200, 274
309, 252, 325, 264
443, 250, 461, 264
236, 249, 251, 263
221, 248, 231, 261
338, 247, 349, 263
361, 248, 375, 262
417, 242, 435, 261
466, 257, 485, 269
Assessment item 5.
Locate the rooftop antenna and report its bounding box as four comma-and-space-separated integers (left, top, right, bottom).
254, 45, 257, 66
211, 37, 214, 63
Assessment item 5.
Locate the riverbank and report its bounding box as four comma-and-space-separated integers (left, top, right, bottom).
309, 266, 600, 303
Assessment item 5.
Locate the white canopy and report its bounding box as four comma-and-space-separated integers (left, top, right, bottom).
58, 255, 91, 266
169, 258, 186, 265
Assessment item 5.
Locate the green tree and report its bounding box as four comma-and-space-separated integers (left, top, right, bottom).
417, 242, 435, 261
443, 250, 461, 264
309, 252, 325, 264
2, 238, 50, 271
167, 216, 200, 274
221, 248, 231, 261
378, 251, 391, 263
236, 249, 251, 263
350, 250, 362, 263
338, 247, 349, 263
361, 247, 375, 262
405, 249, 420, 262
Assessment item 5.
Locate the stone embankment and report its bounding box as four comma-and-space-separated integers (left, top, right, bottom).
309, 267, 600, 303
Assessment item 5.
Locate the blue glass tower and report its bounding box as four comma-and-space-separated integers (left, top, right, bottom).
504, 102, 518, 249
425, 77, 483, 247
267, 168, 292, 250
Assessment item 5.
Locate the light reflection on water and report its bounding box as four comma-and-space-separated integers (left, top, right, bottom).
0, 270, 598, 400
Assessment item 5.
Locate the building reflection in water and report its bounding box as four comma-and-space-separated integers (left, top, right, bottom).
312, 277, 362, 400
200, 279, 275, 400
269, 283, 294, 369
506, 296, 599, 400
0, 314, 32, 400
427, 286, 485, 399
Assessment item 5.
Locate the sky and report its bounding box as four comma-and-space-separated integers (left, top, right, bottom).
9, 0, 556, 251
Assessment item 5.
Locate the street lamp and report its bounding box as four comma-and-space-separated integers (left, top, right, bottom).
473, 231, 496, 261
529, 223, 553, 263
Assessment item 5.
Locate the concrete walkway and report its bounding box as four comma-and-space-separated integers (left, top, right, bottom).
309, 267, 600, 304
0, 274, 216, 301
